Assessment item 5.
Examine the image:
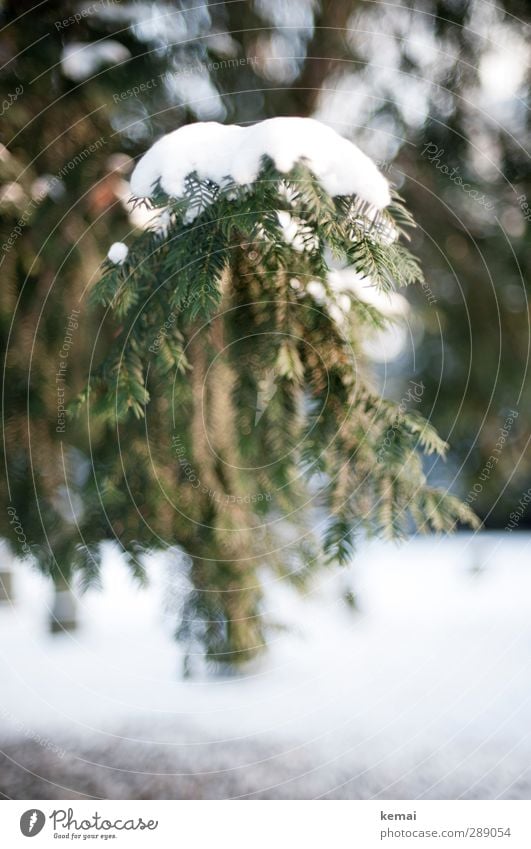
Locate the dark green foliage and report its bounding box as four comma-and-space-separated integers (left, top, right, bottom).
76, 158, 479, 666
1, 0, 513, 670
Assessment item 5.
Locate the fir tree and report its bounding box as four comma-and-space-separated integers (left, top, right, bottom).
73, 121, 479, 667
0, 0, 235, 624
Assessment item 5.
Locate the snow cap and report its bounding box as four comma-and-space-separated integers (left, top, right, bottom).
107, 242, 129, 265
130, 118, 391, 210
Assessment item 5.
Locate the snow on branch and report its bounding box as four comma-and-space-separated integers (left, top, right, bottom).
130, 118, 391, 210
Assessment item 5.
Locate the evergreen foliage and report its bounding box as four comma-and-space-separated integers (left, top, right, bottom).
74, 156, 479, 666
3, 0, 517, 667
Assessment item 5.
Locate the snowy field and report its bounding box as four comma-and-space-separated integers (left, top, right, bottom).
1, 532, 530, 799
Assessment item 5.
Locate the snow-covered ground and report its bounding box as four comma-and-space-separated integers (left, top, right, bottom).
1, 532, 530, 799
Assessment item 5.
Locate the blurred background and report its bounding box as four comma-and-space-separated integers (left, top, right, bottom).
0, 0, 530, 798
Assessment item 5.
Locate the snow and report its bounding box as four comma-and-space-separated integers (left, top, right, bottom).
107, 241, 129, 264
329, 267, 410, 318
277, 210, 317, 252
130, 118, 392, 209
1, 532, 531, 798
90, 1, 208, 46
61, 41, 131, 82
328, 267, 411, 362
163, 70, 226, 121
299, 267, 410, 362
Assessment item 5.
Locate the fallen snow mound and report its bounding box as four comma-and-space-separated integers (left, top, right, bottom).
130, 118, 391, 209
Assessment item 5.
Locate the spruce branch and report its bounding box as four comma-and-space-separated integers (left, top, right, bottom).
74, 153, 478, 665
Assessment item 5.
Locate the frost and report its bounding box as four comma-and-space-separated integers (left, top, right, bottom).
107, 242, 129, 265
130, 118, 391, 209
